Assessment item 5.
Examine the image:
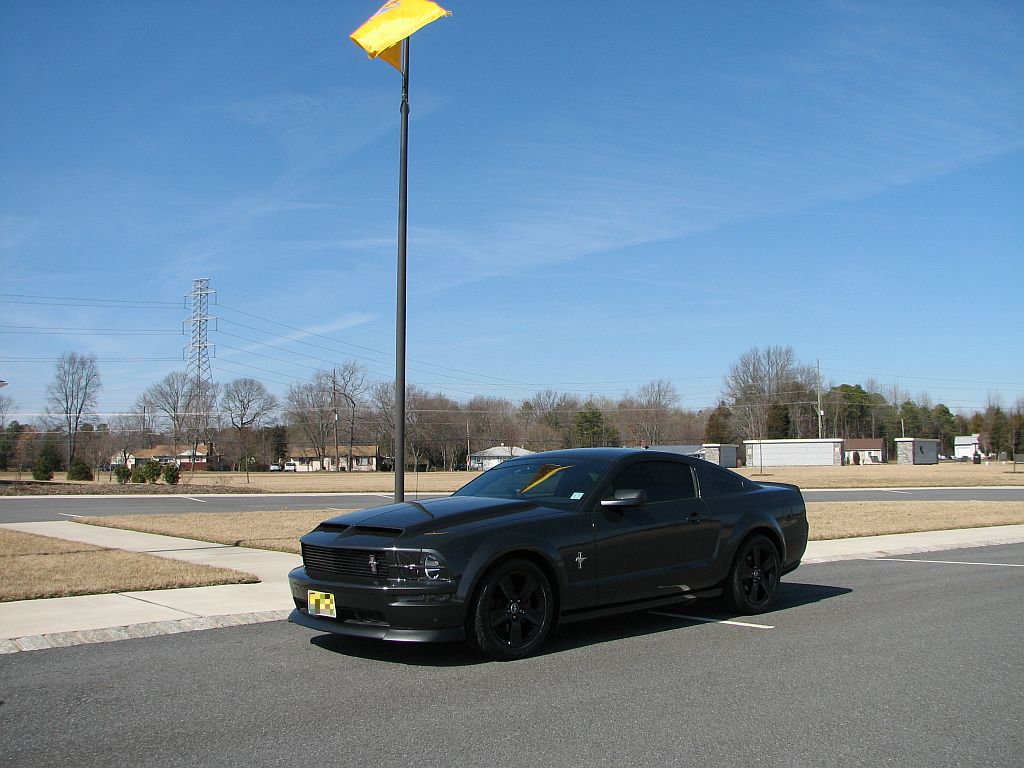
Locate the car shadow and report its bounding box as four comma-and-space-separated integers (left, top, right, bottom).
306, 581, 852, 666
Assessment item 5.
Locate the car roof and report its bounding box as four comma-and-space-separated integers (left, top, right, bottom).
506, 447, 691, 462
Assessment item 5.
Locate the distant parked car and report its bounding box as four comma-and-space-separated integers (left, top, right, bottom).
284, 461, 297, 472
288, 447, 808, 659
269, 464, 282, 472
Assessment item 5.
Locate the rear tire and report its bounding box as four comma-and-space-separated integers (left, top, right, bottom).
724, 534, 780, 614
467, 559, 553, 660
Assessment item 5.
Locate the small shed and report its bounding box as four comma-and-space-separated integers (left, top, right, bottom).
744, 439, 844, 467
844, 439, 886, 465
895, 437, 940, 465
469, 445, 534, 471
953, 434, 981, 460
702, 444, 739, 468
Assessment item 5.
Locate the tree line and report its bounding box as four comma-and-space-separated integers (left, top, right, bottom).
1, 347, 1022, 476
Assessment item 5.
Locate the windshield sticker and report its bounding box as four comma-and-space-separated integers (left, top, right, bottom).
570, 492, 584, 500
518, 464, 572, 494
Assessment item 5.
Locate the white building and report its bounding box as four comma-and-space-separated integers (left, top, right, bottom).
843, 439, 886, 465
953, 434, 981, 459
469, 445, 534, 471
744, 439, 844, 467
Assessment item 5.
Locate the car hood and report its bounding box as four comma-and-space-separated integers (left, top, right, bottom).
316, 495, 555, 539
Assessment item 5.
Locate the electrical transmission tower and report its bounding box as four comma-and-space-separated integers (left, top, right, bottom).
185, 277, 216, 391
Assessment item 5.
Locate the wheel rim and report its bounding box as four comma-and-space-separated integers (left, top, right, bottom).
739, 541, 779, 607
486, 569, 549, 650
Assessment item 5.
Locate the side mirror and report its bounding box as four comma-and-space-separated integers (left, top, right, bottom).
601, 488, 647, 508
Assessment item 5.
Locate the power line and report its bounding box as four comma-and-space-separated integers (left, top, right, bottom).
0, 292, 182, 307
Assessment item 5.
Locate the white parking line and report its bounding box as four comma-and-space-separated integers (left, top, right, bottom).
869, 558, 1023, 567
649, 611, 774, 629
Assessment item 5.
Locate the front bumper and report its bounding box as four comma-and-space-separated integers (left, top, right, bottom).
287, 566, 465, 643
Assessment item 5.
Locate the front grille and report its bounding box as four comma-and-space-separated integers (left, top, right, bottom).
293, 597, 387, 625
302, 543, 391, 581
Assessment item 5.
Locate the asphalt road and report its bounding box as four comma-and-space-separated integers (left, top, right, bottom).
2, 487, 1022, 523
2, 543, 1021, 768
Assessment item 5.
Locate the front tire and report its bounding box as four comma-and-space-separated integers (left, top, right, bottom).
468, 559, 554, 660
724, 535, 780, 614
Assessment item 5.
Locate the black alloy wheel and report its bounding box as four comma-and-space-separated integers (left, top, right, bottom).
725, 534, 780, 614
469, 559, 554, 660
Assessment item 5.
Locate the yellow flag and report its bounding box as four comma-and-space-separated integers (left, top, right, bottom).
350, 0, 451, 72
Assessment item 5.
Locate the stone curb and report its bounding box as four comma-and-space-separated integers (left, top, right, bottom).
0, 609, 291, 655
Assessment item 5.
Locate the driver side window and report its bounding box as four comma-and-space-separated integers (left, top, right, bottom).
606, 460, 696, 503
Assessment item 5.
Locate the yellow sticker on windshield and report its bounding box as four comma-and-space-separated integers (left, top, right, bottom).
519, 464, 571, 494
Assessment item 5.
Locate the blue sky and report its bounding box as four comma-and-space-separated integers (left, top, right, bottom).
2, 0, 1022, 421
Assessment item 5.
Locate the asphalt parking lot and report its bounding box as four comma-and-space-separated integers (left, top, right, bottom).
2, 543, 1021, 768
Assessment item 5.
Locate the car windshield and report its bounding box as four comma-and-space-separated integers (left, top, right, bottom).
453, 457, 609, 511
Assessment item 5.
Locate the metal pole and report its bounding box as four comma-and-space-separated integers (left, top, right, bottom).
394, 37, 410, 502
332, 368, 340, 472
816, 358, 823, 439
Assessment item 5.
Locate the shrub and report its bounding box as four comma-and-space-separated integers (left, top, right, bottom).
113, 465, 132, 484
32, 461, 54, 481
32, 441, 60, 481
162, 464, 181, 485
67, 458, 94, 481
130, 467, 147, 483
141, 461, 162, 484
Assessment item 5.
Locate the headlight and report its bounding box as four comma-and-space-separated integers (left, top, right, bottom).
392, 550, 451, 583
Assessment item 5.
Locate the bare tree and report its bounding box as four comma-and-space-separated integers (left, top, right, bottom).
46, 352, 102, 468
634, 379, 679, 446
222, 378, 278, 480
332, 362, 368, 471
0, 393, 13, 429
109, 412, 147, 474
286, 371, 334, 462
140, 371, 192, 450
183, 379, 220, 475
722, 346, 813, 440
368, 380, 396, 464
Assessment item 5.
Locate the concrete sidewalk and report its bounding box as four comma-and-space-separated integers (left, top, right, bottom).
1, 520, 300, 654
2, 520, 1023, 654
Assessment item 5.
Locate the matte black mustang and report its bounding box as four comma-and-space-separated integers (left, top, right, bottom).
288, 448, 808, 659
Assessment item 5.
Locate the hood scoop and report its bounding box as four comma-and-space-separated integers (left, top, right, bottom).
315, 522, 403, 537
352, 525, 404, 537
316, 522, 349, 533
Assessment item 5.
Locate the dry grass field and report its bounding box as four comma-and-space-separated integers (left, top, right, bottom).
12, 493, 1023, 601
3, 460, 1021, 495
0, 528, 258, 602
80, 499, 1024, 553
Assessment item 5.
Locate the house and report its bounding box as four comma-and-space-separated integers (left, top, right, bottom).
469, 445, 534, 471
346, 445, 387, 472
844, 439, 886, 465
111, 443, 216, 471
286, 445, 386, 472
953, 434, 981, 460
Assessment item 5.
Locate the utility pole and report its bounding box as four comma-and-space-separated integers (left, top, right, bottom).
338, 390, 356, 474
332, 369, 340, 472
816, 359, 824, 439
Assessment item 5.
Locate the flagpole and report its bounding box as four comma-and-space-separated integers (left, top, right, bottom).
394, 36, 410, 503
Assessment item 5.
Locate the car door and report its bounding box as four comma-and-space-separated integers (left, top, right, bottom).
592, 458, 714, 605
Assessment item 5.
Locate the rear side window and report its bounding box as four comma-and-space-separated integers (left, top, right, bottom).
696, 464, 746, 496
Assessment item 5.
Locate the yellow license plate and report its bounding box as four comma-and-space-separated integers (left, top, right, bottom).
307, 590, 337, 619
